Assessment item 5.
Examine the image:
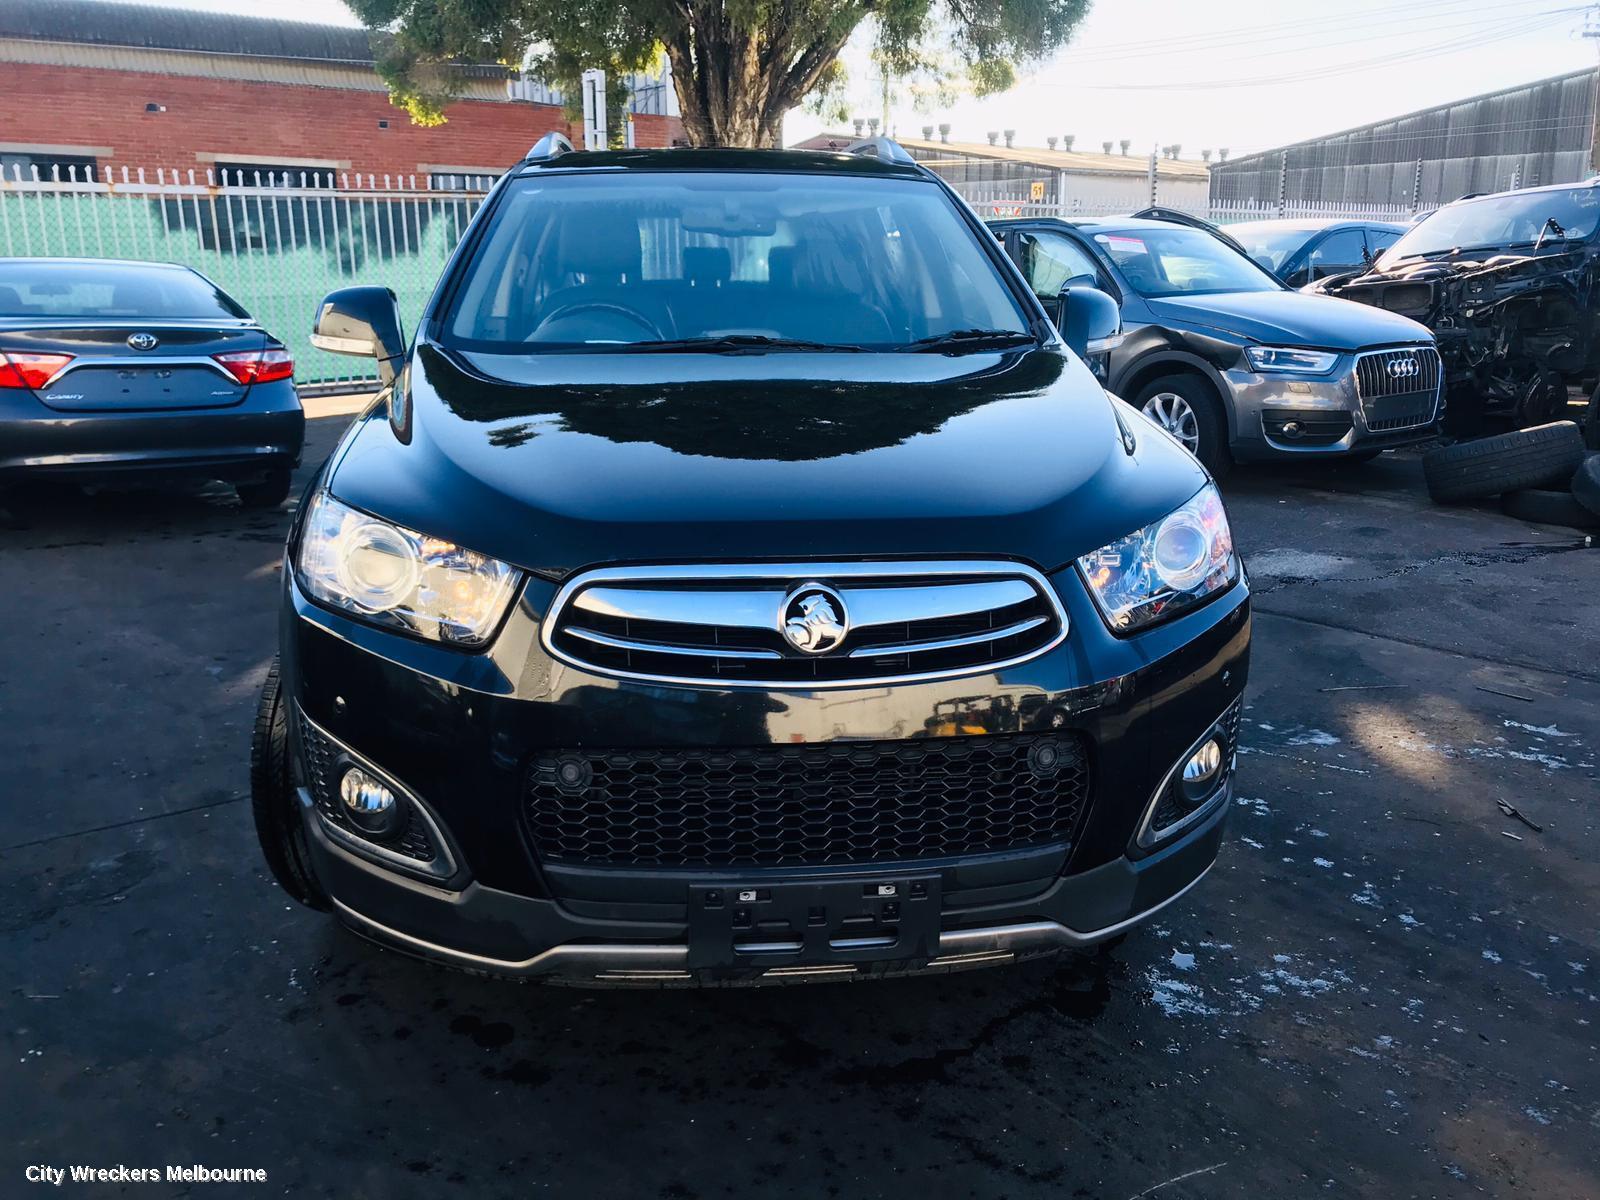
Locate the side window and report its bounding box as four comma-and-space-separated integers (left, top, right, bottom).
1366, 228, 1400, 258
1017, 230, 1101, 299
1306, 229, 1368, 280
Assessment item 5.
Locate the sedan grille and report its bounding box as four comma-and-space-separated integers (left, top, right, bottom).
542, 561, 1067, 688
526, 733, 1092, 868
1354, 346, 1442, 431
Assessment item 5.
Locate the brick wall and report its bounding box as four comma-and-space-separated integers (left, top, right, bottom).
0, 61, 682, 180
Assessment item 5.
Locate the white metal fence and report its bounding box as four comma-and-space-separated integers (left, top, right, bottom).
953, 180, 1419, 225
0, 165, 492, 388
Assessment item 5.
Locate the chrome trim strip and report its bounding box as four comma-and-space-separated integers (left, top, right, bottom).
542, 560, 1069, 690
328, 864, 1214, 981
565, 627, 782, 660
1131, 702, 1238, 851
849, 615, 1048, 658
44, 355, 238, 385
570, 577, 1040, 632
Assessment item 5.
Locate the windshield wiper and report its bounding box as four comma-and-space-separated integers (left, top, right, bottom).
622, 334, 862, 353
905, 328, 1037, 353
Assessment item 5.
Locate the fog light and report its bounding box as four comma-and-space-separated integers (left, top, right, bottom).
1182, 739, 1223, 785
340, 766, 401, 837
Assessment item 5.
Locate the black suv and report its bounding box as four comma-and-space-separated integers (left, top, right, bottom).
252, 137, 1251, 986
990, 212, 1441, 474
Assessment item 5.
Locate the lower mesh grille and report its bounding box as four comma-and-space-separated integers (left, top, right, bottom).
526, 734, 1092, 868
298, 714, 438, 863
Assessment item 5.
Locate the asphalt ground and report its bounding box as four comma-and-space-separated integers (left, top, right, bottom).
2, 413, 1596, 1199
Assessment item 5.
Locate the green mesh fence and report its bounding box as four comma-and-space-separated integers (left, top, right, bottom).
0, 172, 488, 388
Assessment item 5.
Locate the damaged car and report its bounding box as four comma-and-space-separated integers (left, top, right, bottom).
1315, 180, 1600, 436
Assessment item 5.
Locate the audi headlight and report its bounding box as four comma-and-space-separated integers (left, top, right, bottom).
1245, 346, 1338, 374
297, 492, 520, 646
1077, 484, 1239, 632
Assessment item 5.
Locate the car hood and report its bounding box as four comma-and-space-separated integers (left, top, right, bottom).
1147, 289, 1431, 350
326, 344, 1208, 577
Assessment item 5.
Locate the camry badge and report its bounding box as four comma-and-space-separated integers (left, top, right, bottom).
127, 332, 159, 351
780, 583, 849, 655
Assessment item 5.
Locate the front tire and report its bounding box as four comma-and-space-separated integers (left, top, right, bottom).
250, 657, 330, 910
1135, 374, 1231, 478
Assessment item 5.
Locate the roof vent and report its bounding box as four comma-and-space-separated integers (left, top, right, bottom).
921, 124, 934, 140
1062, 135, 1075, 151
852, 118, 865, 137
1046, 136, 1058, 150
1201, 149, 1213, 162
1102, 140, 1113, 155
1219, 147, 1230, 162
1119, 139, 1131, 156
1171, 143, 1182, 159
987, 131, 999, 146
1003, 129, 1015, 148
938, 123, 951, 143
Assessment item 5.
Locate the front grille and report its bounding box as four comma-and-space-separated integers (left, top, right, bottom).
297, 712, 440, 865
526, 733, 1092, 868
1354, 346, 1441, 431
542, 561, 1067, 688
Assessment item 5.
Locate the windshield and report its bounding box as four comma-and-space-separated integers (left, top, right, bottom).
443, 172, 1031, 351
1222, 224, 1319, 273
1093, 226, 1282, 297
0, 262, 247, 319
1379, 186, 1600, 265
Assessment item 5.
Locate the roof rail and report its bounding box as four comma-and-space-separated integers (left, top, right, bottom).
844, 136, 917, 166
526, 132, 576, 162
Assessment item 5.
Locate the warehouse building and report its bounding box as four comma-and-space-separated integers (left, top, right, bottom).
1210, 68, 1600, 211
0, 0, 683, 186
793, 129, 1211, 213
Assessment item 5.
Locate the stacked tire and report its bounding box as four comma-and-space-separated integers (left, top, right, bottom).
1421, 422, 1600, 531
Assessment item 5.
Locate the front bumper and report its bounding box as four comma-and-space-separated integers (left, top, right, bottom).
0, 378, 303, 484
280, 562, 1251, 984
1224, 354, 1440, 460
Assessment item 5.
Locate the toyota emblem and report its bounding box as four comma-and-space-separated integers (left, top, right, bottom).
127, 332, 159, 351
779, 583, 849, 655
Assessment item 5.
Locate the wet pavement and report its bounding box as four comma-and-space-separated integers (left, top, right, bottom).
2, 420, 1596, 1198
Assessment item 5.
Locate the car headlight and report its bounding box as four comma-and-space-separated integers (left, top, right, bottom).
296, 492, 520, 647
1077, 484, 1239, 632
1245, 346, 1338, 374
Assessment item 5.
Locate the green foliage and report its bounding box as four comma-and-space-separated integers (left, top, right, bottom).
347, 0, 1092, 146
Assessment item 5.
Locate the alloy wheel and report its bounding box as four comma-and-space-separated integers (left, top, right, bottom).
1143, 392, 1201, 455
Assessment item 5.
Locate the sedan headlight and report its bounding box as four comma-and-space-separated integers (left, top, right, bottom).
1245, 346, 1338, 374
297, 492, 520, 646
1077, 484, 1239, 632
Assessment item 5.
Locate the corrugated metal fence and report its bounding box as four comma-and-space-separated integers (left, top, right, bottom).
0, 165, 491, 388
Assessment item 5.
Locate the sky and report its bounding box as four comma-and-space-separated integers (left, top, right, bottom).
101, 0, 1600, 158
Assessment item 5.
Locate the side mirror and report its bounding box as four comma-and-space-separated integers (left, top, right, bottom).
311, 286, 405, 385
1057, 285, 1123, 361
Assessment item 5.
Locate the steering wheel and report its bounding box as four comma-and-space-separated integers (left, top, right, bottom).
529, 301, 666, 342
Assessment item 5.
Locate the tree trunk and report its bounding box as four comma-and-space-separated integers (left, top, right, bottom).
665, 0, 866, 147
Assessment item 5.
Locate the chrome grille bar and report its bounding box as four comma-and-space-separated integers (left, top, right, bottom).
542, 560, 1068, 689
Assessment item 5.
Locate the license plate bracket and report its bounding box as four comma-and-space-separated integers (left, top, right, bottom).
686, 874, 941, 968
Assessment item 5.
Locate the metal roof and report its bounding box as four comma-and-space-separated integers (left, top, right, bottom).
0, 0, 508, 78
800, 133, 1210, 180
